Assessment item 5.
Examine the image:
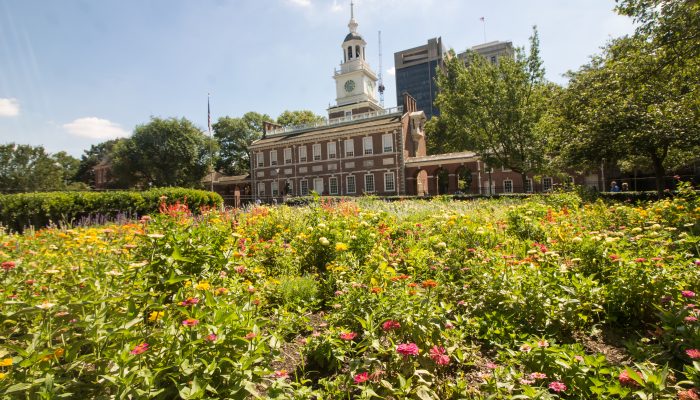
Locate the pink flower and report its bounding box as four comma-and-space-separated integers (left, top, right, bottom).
529, 372, 547, 380
537, 340, 549, 348
234, 265, 246, 274
574, 355, 584, 362
429, 346, 450, 365
519, 378, 535, 385
179, 297, 199, 306
182, 318, 199, 327
245, 332, 256, 340
685, 316, 698, 323
682, 290, 696, 298
619, 370, 639, 387
520, 344, 532, 353
634, 258, 646, 263
1, 261, 16, 271
444, 322, 455, 330
206, 333, 217, 342
339, 332, 357, 341
382, 320, 401, 331
486, 362, 498, 369
396, 343, 419, 357
354, 372, 369, 384
274, 370, 289, 379
686, 349, 700, 359
548, 381, 567, 392
130, 342, 149, 355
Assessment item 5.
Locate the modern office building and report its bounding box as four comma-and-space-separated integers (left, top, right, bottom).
393, 37, 446, 120
457, 40, 515, 65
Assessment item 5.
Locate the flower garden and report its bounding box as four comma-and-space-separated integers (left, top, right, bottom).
1, 189, 699, 399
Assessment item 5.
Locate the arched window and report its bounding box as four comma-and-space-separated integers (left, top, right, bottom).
347, 46, 353, 60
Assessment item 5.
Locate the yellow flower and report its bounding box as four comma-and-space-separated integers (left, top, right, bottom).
0, 372, 6, 379
195, 282, 210, 291
0, 358, 12, 367
335, 242, 348, 251
149, 311, 165, 321
53, 348, 64, 358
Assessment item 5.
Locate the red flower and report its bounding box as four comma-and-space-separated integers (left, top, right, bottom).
245, 332, 257, 340
179, 297, 200, 306
618, 370, 640, 387
429, 346, 450, 366
353, 372, 369, 384
206, 333, 217, 342
678, 389, 700, 400
686, 349, 700, 359
339, 332, 357, 341
421, 279, 438, 288
382, 320, 401, 331
634, 258, 646, 263
396, 343, 419, 357
182, 318, 199, 327
130, 342, 149, 355
1, 261, 16, 271
274, 370, 289, 379
548, 381, 567, 392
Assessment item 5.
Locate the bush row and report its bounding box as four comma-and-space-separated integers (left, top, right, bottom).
0, 188, 222, 232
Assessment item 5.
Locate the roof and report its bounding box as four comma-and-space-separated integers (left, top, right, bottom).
251, 111, 403, 149
344, 32, 364, 42
405, 151, 479, 167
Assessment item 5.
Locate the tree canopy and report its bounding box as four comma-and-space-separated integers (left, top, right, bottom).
0, 144, 83, 192
276, 110, 325, 128
213, 112, 273, 176
432, 27, 555, 187
552, 0, 699, 192
110, 117, 215, 188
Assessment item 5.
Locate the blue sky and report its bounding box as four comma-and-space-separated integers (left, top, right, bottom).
0, 0, 635, 157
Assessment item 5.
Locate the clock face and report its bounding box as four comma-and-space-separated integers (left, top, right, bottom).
344, 80, 356, 93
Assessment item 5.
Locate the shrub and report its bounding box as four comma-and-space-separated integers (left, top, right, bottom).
0, 188, 222, 232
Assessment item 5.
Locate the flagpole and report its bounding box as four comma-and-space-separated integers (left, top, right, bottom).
208, 93, 214, 192
481, 17, 486, 42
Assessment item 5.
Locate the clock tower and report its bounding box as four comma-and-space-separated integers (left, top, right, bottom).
328, 2, 383, 120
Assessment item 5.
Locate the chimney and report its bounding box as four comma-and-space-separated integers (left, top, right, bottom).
402, 92, 417, 113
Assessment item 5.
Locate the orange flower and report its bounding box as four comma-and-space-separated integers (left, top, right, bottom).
421, 280, 438, 288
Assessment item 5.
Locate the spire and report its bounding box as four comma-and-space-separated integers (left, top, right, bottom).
348, 1, 358, 33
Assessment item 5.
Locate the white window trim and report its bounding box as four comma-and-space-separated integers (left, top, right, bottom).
384, 172, 395, 192
271, 181, 279, 196
300, 179, 309, 196
525, 178, 533, 193
346, 175, 356, 194
269, 150, 277, 166
542, 177, 553, 192
299, 146, 307, 162
345, 138, 355, 157
364, 173, 375, 193
284, 148, 292, 164
363, 137, 373, 155
313, 143, 322, 161
329, 177, 339, 195
256, 152, 264, 167
327, 142, 337, 159
257, 182, 265, 196
382, 133, 393, 153
503, 179, 513, 193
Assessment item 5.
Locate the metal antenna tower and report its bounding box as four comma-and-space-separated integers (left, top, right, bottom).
378, 30, 385, 107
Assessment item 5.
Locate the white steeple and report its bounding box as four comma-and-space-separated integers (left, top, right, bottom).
328, 1, 382, 119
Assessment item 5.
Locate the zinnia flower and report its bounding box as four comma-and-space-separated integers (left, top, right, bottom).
421, 279, 438, 288
529, 372, 547, 380
1, 261, 16, 271
429, 346, 450, 366
339, 332, 357, 341
182, 318, 199, 327
206, 333, 217, 342
682, 290, 696, 298
618, 370, 639, 387
148, 311, 164, 321
0, 358, 12, 367
686, 349, 700, 359
354, 372, 369, 384
245, 332, 256, 340
274, 370, 289, 378
130, 342, 149, 355
397, 343, 419, 357
382, 320, 401, 331
335, 242, 348, 251
678, 389, 700, 400
548, 381, 567, 392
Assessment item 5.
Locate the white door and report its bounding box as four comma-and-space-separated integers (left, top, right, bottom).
313, 178, 324, 194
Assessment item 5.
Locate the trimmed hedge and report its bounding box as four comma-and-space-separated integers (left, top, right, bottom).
0, 188, 222, 232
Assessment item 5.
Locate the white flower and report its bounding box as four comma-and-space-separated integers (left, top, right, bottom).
319, 237, 330, 246
36, 302, 56, 310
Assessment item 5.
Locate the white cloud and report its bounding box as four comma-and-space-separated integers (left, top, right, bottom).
387, 67, 395, 76
0, 98, 20, 117
287, 0, 311, 7
63, 117, 130, 140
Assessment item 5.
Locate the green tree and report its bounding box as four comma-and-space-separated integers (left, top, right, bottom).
553, 2, 700, 193
111, 117, 216, 188
276, 110, 325, 127
0, 144, 82, 192
213, 112, 273, 175
433, 27, 556, 190
74, 139, 123, 187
